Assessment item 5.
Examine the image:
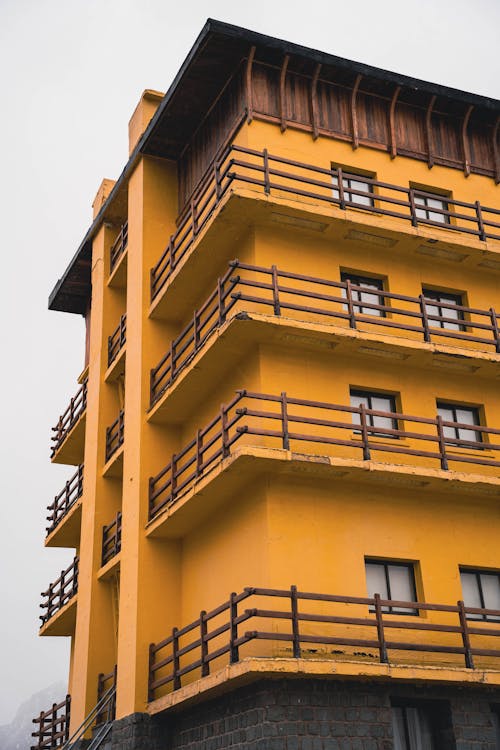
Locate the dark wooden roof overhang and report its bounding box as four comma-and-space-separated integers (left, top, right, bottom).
49, 18, 500, 314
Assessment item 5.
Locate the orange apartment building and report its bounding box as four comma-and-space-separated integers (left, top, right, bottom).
31, 20, 500, 750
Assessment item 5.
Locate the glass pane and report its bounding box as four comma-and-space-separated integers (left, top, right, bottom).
360, 290, 382, 315
460, 571, 482, 619
415, 708, 435, 750
348, 178, 372, 207
332, 174, 340, 201
366, 563, 388, 599
425, 303, 440, 326
370, 396, 394, 432
480, 574, 500, 611
455, 408, 476, 426
350, 393, 367, 426
457, 427, 479, 444
391, 707, 408, 750
388, 565, 415, 613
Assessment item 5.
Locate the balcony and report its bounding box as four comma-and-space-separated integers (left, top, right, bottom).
31, 695, 70, 750
149, 261, 500, 411
109, 221, 128, 277
107, 314, 126, 377
96, 666, 117, 725
40, 556, 78, 634
101, 512, 122, 567
45, 465, 83, 546
148, 390, 500, 523
150, 145, 500, 304
104, 411, 124, 476
148, 584, 500, 706
51, 380, 88, 464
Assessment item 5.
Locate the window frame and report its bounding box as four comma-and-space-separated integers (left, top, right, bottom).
365, 558, 418, 615
413, 190, 450, 225
340, 271, 387, 317
332, 166, 375, 208
350, 388, 399, 437
436, 401, 482, 448
422, 287, 466, 332
459, 567, 500, 622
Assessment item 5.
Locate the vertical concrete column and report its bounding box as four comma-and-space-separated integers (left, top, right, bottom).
116, 155, 182, 718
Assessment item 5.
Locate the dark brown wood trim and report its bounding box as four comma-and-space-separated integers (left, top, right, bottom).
310, 63, 322, 140
389, 85, 401, 159
245, 45, 256, 123
462, 105, 474, 177
279, 54, 290, 132
350, 74, 362, 149
493, 115, 500, 184
426, 95, 437, 168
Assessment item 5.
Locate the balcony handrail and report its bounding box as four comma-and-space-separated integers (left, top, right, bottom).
150, 261, 500, 405
110, 221, 128, 273
46, 465, 84, 536
101, 512, 122, 566
51, 380, 88, 457
148, 584, 500, 700
31, 695, 71, 750
105, 410, 124, 462
40, 556, 79, 625
107, 314, 127, 367
96, 665, 117, 726
150, 144, 500, 300
148, 390, 500, 519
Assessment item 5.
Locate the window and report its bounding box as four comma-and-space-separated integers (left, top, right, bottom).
350, 389, 398, 435
332, 171, 373, 207
460, 569, 500, 621
365, 559, 417, 614
392, 705, 435, 750
422, 288, 464, 332
414, 192, 449, 224
436, 402, 481, 446
341, 272, 385, 317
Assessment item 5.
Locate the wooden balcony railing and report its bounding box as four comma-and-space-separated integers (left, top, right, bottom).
107, 314, 127, 367
105, 410, 124, 462
150, 145, 500, 300
149, 390, 500, 519
96, 666, 117, 726
51, 380, 88, 457
150, 261, 500, 405
40, 557, 79, 625
46, 465, 84, 536
101, 512, 122, 566
31, 695, 70, 750
148, 584, 500, 700
110, 222, 128, 273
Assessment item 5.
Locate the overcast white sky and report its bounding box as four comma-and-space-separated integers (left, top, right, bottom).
0, 0, 498, 726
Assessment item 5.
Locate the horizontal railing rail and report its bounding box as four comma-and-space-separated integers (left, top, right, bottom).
108, 314, 127, 366
101, 512, 122, 566
110, 221, 128, 273
149, 390, 500, 519
31, 695, 71, 750
150, 260, 500, 405
96, 666, 117, 726
51, 380, 88, 457
105, 410, 124, 462
46, 465, 84, 536
150, 145, 500, 300
148, 584, 500, 700
40, 557, 79, 625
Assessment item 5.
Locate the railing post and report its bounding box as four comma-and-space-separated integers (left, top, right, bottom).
374, 593, 388, 664
230, 592, 239, 663
193, 310, 199, 349
170, 341, 176, 382
51, 702, 57, 746
200, 610, 209, 677
409, 187, 418, 227
419, 293, 432, 343
345, 279, 357, 329
281, 392, 290, 450
218, 277, 226, 325
147, 644, 155, 702
191, 196, 198, 236
196, 429, 203, 476
171, 454, 177, 501
475, 200, 486, 241
59, 570, 65, 610
172, 627, 181, 690
359, 404, 371, 461
169, 238, 175, 272
263, 148, 270, 194
271, 265, 281, 315
489, 308, 500, 354
336, 167, 346, 210
214, 160, 221, 201
458, 599, 474, 669
65, 695, 71, 741
65, 480, 70, 511
436, 415, 449, 471
290, 585, 301, 658
221, 405, 229, 458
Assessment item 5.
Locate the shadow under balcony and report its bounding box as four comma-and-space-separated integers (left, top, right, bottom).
51, 380, 87, 465
39, 556, 78, 636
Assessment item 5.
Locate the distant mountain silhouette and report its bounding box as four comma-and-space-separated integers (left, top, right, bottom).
0, 682, 66, 750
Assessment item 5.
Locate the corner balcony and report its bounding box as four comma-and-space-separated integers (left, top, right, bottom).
147, 390, 500, 535
108, 221, 128, 288
149, 261, 500, 421
31, 695, 70, 750
106, 314, 126, 381
103, 410, 124, 477
149, 145, 500, 316
39, 556, 78, 636
101, 511, 122, 569
147, 584, 500, 712
51, 380, 87, 464
45, 465, 83, 547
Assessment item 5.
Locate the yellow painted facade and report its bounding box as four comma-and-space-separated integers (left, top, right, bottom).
40, 27, 500, 742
